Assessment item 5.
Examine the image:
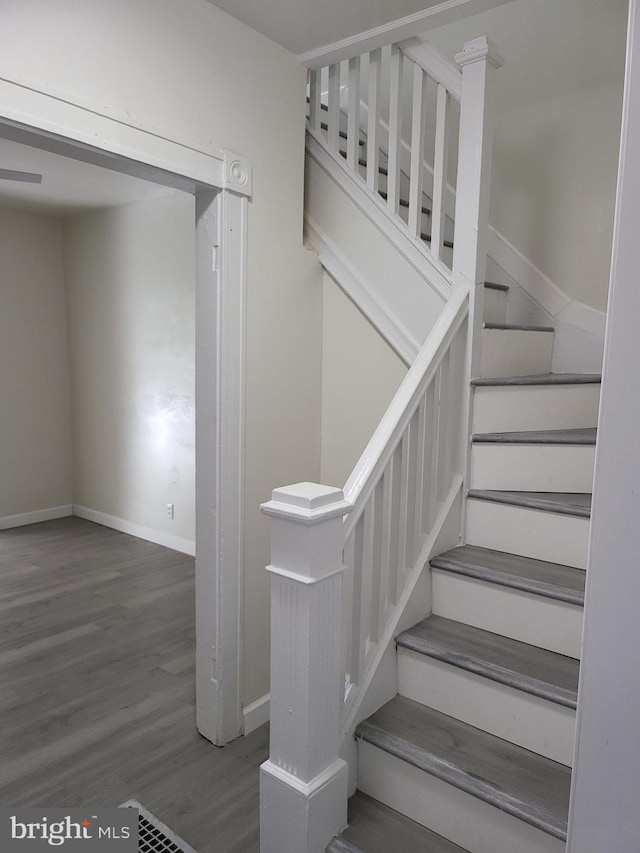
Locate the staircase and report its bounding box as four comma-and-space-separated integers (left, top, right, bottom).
260, 33, 602, 853
327, 284, 600, 853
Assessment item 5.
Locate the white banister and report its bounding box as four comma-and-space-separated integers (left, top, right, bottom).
366, 48, 381, 194
260, 483, 352, 853
308, 69, 321, 135
408, 60, 427, 238
431, 83, 451, 261
327, 63, 341, 151
347, 55, 361, 170
386, 44, 404, 216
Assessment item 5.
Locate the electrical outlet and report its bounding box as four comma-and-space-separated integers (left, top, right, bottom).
166, 503, 174, 520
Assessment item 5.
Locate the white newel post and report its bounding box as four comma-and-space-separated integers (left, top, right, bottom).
452, 36, 504, 371
259, 483, 352, 853
452, 37, 503, 531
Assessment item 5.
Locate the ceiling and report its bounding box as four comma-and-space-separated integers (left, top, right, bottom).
0, 136, 174, 219
206, 0, 452, 55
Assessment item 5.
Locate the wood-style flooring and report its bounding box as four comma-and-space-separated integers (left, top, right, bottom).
0, 516, 267, 853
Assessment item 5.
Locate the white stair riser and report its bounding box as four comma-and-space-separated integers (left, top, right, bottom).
397, 649, 575, 766
472, 384, 601, 433
358, 742, 565, 853
480, 329, 554, 378
470, 444, 595, 492
431, 569, 583, 658
466, 499, 589, 569
483, 289, 507, 325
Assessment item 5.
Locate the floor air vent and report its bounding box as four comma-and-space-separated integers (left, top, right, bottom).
119, 800, 198, 853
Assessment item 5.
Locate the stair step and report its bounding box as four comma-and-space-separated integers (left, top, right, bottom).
470, 430, 596, 491
467, 490, 591, 518
471, 372, 601, 386
483, 322, 555, 333
472, 376, 602, 433
357, 696, 570, 842
377, 189, 431, 216
327, 792, 470, 853
430, 545, 585, 606
319, 122, 365, 144
397, 615, 577, 764
480, 327, 554, 379
397, 615, 578, 708
483, 281, 509, 292
466, 492, 591, 569
472, 427, 596, 445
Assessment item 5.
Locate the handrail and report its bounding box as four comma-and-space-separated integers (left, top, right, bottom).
344, 288, 468, 530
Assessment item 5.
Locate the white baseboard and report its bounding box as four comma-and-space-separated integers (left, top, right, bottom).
243, 693, 270, 735
72, 505, 196, 556
0, 504, 73, 530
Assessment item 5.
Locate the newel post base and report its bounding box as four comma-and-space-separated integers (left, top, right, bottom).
259, 483, 353, 853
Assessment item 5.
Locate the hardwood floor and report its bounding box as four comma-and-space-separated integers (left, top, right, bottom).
0, 516, 267, 853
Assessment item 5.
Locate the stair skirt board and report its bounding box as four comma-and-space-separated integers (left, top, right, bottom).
479, 328, 554, 379
431, 569, 583, 659
470, 443, 595, 492
472, 382, 601, 433
397, 649, 575, 765
465, 499, 589, 569
357, 744, 565, 853
482, 287, 507, 325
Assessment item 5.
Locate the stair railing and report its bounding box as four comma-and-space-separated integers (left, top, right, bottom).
260, 35, 503, 853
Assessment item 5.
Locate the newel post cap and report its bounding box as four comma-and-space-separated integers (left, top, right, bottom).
261, 482, 353, 525
455, 36, 504, 70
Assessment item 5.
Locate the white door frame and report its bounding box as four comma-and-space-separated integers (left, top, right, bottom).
0, 83, 250, 746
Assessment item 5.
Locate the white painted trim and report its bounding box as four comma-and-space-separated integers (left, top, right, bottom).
195, 189, 246, 746
307, 130, 452, 301
399, 38, 462, 102
0, 77, 224, 189
72, 505, 195, 556
0, 505, 73, 530
297, 0, 515, 69
305, 214, 419, 365
488, 227, 570, 318
243, 693, 270, 734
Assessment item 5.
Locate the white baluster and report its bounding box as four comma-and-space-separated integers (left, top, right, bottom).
347, 55, 361, 171
327, 63, 341, 152
260, 483, 352, 853
387, 45, 404, 216
366, 49, 381, 194
408, 62, 427, 239
308, 68, 322, 134
431, 83, 451, 261
421, 380, 438, 532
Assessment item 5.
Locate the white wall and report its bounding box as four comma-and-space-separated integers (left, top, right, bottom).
0, 208, 73, 522
321, 273, 407, 487
63, 192, 196, 549
428, 0, 628, 315
567, 1, 640, 846
0, 0, 323, 706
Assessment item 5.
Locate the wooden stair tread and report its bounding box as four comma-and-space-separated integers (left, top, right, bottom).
357, 696, 571, 841
472, 427, 597, 445
483, 281, 509, 292
327, 792, 470, 853
483, 322, 554, 333
472, 373, 601, 387
467, 489, 591, 518
397, 615, 578, 708
430, 544, 585, 605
